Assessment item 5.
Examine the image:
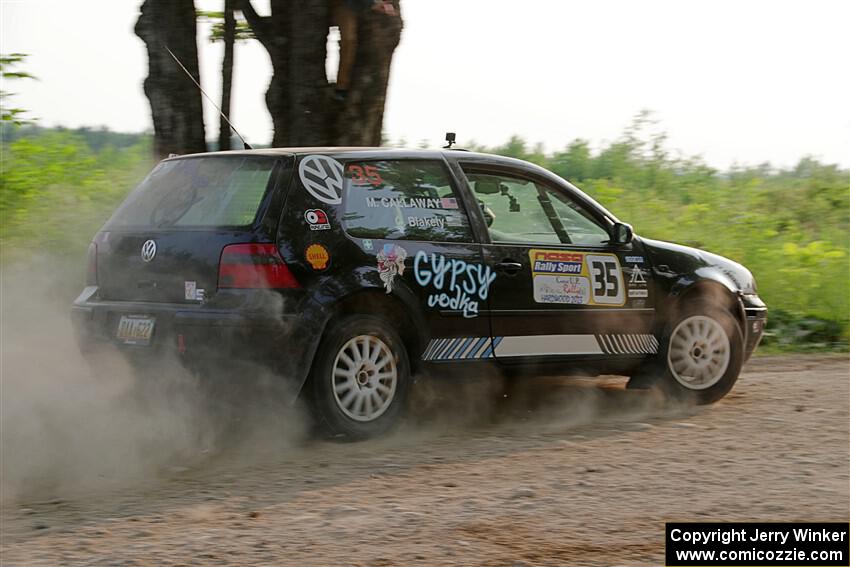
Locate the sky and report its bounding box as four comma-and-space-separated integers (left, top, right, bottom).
2, 0, 849, 169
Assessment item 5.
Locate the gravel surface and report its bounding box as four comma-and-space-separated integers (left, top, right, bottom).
1, 355, 848, 566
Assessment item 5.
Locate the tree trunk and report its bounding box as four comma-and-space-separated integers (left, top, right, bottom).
279, 0, 332, 147
240, 0, 402, 147
332, 3, 402, 146
218, 0, 236, 150
135, 0, 206, 159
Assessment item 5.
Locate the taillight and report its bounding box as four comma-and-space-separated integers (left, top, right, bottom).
86, 242, 98, 286
218, 243, 300, 289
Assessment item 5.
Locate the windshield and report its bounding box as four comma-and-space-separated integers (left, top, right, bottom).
106, 156, 276, 229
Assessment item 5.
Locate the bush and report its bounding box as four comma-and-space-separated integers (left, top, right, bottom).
0, 128, 153, 263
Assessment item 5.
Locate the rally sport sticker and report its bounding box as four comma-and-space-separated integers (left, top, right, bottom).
529, 249, 625, 306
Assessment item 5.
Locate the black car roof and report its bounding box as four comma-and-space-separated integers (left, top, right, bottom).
167, 146, 555, 181
168, 146, 504, 162
164, 146, 552, 174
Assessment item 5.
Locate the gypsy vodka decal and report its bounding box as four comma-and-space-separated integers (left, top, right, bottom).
413, 251, 496, 318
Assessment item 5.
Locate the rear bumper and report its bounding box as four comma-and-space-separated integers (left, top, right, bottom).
70, 287, 327, 388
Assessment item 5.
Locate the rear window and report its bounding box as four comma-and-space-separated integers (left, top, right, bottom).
341, 160, 472, 242
106, 157, 276, 229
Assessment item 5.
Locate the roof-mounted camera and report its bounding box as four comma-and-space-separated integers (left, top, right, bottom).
443, 132, 456, 149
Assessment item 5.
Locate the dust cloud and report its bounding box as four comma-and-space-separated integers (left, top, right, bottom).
1, 255, 695, 505
0, 255, 307, 504
405, 370, 692, 440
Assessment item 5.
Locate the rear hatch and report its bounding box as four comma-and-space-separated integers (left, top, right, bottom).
96, 155, 283, 303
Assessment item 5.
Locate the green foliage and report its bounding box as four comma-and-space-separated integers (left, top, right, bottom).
196, 10, 254, 42
1, 53, 37, 124
761, 309, 847, 352
2, 124, 150, 151
471, 113, 850, 348
0, 128, 153, 263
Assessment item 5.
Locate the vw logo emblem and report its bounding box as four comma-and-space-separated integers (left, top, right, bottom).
298, 155, 344, 205
141, 239, 157, 263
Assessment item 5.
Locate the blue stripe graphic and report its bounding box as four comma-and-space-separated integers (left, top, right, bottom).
421, 336, 507, 361
480, 337, 496, 359
439, 339, 458, 360
432, 339, 456, 360
466, 337, 488, 359
425, 334, 658, 360
422, 339, 438, 360
449, 337, 474, 360
422, 340, 438, 360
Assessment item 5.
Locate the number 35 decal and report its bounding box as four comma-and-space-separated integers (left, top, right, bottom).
587, 254, 625, 305
347, 164, 384, 187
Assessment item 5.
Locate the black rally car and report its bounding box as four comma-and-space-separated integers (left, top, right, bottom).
72, 147, 767, 437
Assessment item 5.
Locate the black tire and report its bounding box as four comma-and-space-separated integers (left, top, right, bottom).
306, 315, 410, 439
630, 303, 744, 404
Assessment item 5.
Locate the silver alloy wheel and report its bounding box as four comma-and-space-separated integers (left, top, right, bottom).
331, 334, 398, 422
667, 315, 731, 390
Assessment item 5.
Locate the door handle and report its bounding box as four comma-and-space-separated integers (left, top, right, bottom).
495, 261, 523, 275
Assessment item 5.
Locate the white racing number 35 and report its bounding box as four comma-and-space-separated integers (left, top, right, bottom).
586, 254, 625, 305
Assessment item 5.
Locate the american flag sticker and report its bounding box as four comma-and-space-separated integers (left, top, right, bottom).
440, 197, 459, 209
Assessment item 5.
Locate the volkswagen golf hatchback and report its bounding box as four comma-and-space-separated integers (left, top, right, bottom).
72, 148, 767, 438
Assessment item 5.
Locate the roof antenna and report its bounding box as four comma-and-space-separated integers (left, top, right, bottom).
163, 44, 252, 150
443, 132, 456, 149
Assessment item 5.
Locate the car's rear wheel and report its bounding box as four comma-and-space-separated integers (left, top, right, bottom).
307, 315, 410, 439
630, 303, 743, 404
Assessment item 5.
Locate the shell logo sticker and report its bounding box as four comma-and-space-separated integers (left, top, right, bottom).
305, 244, 330, 271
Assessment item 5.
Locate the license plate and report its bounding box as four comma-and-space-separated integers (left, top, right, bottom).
116, 315, 155, 346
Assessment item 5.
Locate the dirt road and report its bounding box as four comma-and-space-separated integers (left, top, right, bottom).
1, 355, 848, 566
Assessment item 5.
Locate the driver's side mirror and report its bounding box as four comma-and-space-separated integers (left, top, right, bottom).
612, 222, 634, 245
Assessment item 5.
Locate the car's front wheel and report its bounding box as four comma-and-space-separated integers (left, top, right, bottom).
307, 315, 410, 439
658, 305, 744, 404
630, 304, 744, 404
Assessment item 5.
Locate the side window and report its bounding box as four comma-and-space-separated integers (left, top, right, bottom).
464, 171, 609, 246
547, 193, 610, 246
342, 160, 472, 243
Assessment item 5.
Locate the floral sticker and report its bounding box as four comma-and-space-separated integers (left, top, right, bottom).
376, 244, 407, 294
